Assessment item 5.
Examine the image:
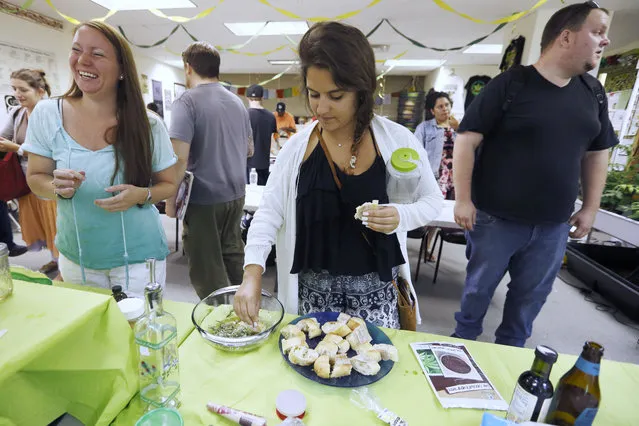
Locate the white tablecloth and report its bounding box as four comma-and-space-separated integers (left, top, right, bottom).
244, 185, 459, 229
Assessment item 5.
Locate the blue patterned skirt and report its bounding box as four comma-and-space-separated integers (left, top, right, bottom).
297, 268, 400, 329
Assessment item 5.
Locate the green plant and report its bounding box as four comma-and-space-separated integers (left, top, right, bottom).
600, 159, 639, 219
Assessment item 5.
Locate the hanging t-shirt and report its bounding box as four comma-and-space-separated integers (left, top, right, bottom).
435, 72, 464, 117
464, 75, 492, 109
500, 36, 526, 72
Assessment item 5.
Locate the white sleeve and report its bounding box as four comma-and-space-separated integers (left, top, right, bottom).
386, 130, 444, 233
243, 135, 299, 270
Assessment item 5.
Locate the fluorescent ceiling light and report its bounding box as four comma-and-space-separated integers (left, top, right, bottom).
225, 21, 309, 36
91, 0, 196, 10
463, 44, 503, 54
384, 59, 446, 68
268, 60, 300, 65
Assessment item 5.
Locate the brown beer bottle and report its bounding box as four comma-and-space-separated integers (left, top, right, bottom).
545, 341, 603, 426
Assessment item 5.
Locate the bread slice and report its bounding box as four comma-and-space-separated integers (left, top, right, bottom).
313, 354, 331, 379
281, 336, 307, 354
281, 324, 305, 339
321, 321, 352, 337
331, 354, 353, 378
373, 344, 399, 362
289, 346, 319, 366
315, 341, 339, 362
351, 355, 381, 376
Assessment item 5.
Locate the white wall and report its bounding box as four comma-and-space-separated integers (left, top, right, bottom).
0, 13, 185, 128
0, 15, 73, 125
135, 55, 185, 128
424, 64, 500, 118
605, 40, 639, 57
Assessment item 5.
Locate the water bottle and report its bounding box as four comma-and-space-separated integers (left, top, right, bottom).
0, 243, 12, 301
249, 168, 258, 186
386, 148, 422, 204
134, 258, 181, 409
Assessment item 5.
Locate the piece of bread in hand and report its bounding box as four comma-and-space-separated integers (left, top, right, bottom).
354, 200, 379, 221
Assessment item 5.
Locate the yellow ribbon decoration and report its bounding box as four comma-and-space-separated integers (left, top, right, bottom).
375, 50, 408, 64
149, 0, 223, 23
165, 44, 291, 58
257, 0, 383, 22
433, 0, 548, 25
45, 0, 117, 25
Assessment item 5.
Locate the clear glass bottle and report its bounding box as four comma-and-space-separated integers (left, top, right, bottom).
134, 258, 180, 409
0, 243, 13, 301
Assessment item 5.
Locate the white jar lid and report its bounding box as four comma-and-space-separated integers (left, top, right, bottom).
117, 298, 145, 321
276, 389, 306, 418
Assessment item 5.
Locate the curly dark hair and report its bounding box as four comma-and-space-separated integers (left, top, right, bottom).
298, 21, 376, 151
424, 90, 452, 120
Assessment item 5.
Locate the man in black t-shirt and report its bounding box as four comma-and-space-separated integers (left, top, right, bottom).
452, 2, 618, 347
245, 84, 277, 185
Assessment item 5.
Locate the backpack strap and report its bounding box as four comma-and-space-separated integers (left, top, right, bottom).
502, 65, 530, 113
579, 73, 605, 107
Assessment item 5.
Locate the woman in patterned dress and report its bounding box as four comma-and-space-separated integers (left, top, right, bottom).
234, 22, 443, 328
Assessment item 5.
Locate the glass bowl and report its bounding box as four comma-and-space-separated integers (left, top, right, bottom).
191, 285, 284, 352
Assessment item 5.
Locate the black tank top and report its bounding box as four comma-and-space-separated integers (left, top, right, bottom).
291, 133, 405, 281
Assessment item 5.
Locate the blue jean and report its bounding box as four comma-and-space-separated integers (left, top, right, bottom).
454, 210, 570, 347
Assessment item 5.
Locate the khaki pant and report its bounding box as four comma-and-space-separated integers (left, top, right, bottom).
183, 198, 245, 299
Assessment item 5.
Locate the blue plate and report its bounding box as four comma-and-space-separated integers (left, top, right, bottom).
278, 312, 394, 388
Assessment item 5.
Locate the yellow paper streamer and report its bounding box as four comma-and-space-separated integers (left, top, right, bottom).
165, 44, 291, 57
45, 0, 117, 25
148, 0, 223, 23
257, 0, 383, 22
433, 0, 548, 25
375, 50, 408, 64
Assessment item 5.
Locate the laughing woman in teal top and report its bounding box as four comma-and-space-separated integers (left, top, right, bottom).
22, 21, 177, 297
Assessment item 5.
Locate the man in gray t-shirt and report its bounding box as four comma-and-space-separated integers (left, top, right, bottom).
168, 42, 253, 298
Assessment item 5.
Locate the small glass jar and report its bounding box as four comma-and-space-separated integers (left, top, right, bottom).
0, 243, 13, 302
117, 298, 145, 328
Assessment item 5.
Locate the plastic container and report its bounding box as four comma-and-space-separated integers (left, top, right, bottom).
276, 390, 306, 420
134, 408, 183, 426
386, 148, 422, 204
117, 298, 145, 328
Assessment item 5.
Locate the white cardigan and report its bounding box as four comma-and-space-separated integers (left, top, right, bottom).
244, 115, 444, 324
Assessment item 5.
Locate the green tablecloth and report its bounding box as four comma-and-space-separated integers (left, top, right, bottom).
114, 314, 639, 425
0, 281, 138, 426
52, 280, 196, 346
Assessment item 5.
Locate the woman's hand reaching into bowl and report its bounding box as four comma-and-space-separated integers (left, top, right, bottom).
233, 265, 264, 326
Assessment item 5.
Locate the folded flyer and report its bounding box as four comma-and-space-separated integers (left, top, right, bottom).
411, 342, 509, 411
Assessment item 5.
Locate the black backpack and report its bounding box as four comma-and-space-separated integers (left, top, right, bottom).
501, 65, 605, 114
